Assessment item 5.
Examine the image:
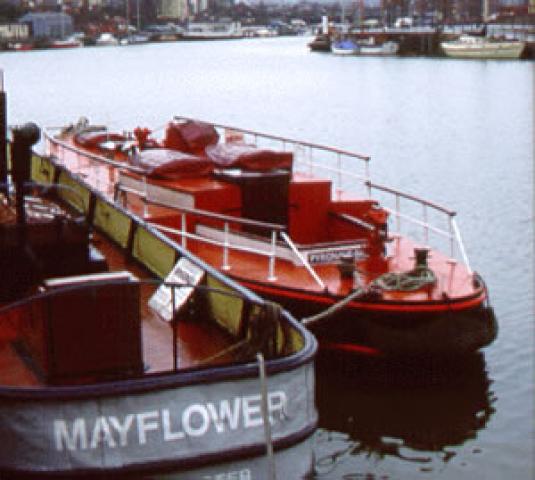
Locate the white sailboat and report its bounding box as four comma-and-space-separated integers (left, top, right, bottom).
441, 34, 525, 59
441, 0, 525, 59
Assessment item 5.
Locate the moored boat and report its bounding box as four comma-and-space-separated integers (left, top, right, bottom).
1, 118, 317, 475
308, 33, 331, 52
331, 38, 359, 55
9, 42, 34, 51
49, 36, 83, 49
356, 38, 399, 56
95, 32, 120, 46
182, 22, 244, 40
120, 32, 151, 45
45, 117, 497, 357
440, 34, 525, 59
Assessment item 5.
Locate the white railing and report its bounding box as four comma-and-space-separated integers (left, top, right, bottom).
116, 185, 327, 289
46, 122, 472, 273
174, 116, 372, 197
44, 130, 145, 199
365, 180, 472, 273
173, 116, 471, 270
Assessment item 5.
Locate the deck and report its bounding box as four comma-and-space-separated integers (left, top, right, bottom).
0, 230, 238, 388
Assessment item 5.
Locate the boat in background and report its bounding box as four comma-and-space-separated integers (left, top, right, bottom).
9, 42, 34, 51
357, 38, 399, 56
1, 99, 317, 475
182, 22, 244, 40
45, 117, 497, 357
95, 32, 119, 46
331, 38, 359, 55
441, 34, 525, 59
120, 32, 151, 45
308, 33, 331, 52
49, 36, 83, 49
308, 15, 331, 52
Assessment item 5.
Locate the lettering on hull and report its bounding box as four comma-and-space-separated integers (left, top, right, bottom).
54, 391, 287, 451
306, 243, 367, 265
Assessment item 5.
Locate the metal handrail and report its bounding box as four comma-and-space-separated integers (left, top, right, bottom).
46, 123, 471, 269
173, 116, 372, 197
364, 180, 471, 267
173, 116, 371, 162
147, 221, 280, 266
117, 179, 327, 287
366, 180, 456, 216
116, 183, 286, 232
280, 232, 326, 290
44, 130, 145, 175
117, 181, 298, 282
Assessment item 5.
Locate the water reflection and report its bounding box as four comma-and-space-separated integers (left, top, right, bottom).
314, 352, 495, 476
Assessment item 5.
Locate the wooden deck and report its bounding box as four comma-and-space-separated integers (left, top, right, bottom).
0, 231, 239, 388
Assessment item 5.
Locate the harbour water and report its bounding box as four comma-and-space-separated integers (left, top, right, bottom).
1, 36, 533, 479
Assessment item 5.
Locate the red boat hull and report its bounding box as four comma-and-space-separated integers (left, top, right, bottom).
235, 276, 496, 356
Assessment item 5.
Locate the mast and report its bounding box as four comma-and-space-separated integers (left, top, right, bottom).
0, 71, 6, 196
482, 0, 489, 24
58, 0, 64, 38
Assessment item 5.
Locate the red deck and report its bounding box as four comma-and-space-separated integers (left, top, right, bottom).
0, 229, 237, 388
47, 133, 478, 306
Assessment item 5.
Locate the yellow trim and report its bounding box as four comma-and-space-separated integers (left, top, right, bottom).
57, 171, 91, 213
132, 226, 176, 278
30, 155, 55, 185
206, 275, 244, 337
93, 199, 133, 249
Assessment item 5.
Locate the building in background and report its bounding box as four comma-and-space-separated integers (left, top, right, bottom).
0, 23, 29, 41
18, 12, 73, 38
158, 0, 189, 20
190, 0, 210, 16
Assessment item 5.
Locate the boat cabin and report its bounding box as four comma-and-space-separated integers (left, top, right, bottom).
109, 119, 389, 275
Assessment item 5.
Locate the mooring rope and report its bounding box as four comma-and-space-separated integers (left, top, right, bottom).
302, 287, 368, 327
301, 267, 436, 327
193, 337, 251, 366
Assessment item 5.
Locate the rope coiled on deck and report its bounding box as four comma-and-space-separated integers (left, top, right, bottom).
301, 267, 436, 328
371, 267, 436, 292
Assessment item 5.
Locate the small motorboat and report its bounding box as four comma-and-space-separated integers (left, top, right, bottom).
308, 33, 331, 52
331, 38, 359, 55
1, 116, 317, 475
45, 116, 497, 357
356, 38, 399, 56
49, 36, 83, 49
95, 32, 119, 46
119, 32, 151, 45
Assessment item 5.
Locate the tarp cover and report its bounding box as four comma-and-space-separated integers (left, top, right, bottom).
129, 149, 213, 179
74, 131, 127, 149
163, 120, 220, 154
206, 143, 293, 171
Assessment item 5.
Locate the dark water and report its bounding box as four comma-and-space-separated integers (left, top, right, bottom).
1, 36, 533, 479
